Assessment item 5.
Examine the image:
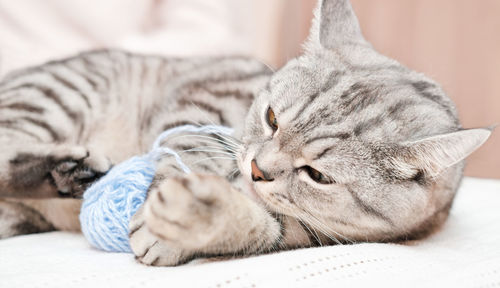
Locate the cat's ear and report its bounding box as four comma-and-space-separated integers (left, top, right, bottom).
310, 0, 367, 50
389, 128, 492, 179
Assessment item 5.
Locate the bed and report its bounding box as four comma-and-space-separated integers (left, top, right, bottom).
1, 177, 499, 287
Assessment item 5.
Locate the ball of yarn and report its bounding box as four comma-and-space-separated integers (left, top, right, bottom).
79, 155, 154, 253
79, 125, 234, 253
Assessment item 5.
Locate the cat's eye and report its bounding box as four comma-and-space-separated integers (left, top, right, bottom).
303, 166, 334, 185
266, 107, 278, 131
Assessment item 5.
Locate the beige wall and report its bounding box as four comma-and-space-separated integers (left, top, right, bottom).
266, 0, 500, 179
1, 0, 497, 178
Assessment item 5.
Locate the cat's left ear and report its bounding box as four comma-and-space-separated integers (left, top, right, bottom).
311, 0, 368, 50
389, 128, 493, 179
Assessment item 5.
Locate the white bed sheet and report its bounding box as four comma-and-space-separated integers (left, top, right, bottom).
1, 177, 499, 288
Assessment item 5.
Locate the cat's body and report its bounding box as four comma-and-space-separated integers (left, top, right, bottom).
0, 0, 491, 266
0, 51, 270, 236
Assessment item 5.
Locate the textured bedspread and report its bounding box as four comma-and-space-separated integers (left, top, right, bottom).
1, 177, 499, 288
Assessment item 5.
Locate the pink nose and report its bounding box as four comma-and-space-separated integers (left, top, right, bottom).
251, 159, 274, 182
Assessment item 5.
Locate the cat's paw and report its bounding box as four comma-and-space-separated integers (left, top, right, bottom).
129, 206, 187, 266
144, 174, 232, 251
50, 147, 111, 198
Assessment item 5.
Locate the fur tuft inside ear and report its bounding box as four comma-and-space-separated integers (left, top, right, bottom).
389, 128, 492, 179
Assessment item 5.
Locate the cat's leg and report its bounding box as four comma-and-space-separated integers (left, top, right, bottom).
0, 197, 81, 239
0, 141, 110, 238
132, 174, 282, 266
0, 142, 111, 199
0, 199, 55, 238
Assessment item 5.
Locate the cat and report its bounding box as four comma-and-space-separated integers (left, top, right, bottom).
0, 0, 491, 266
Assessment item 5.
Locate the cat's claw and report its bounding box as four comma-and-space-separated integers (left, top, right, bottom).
54, 160, 79, 173
129, 207, 186, 266
51, 149, 111, 198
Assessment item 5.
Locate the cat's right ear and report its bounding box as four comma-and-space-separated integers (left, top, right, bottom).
309, 0, 368, 50
387, 128, 493, 179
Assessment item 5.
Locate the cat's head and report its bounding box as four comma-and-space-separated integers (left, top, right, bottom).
237, 0, 492, 242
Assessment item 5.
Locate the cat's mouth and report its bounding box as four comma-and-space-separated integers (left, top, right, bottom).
237, 149, 289, 213
237, 149, 266, 204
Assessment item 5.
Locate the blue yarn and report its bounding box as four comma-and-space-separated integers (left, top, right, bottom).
79, 125, 233, 253
80, 155, 154, 252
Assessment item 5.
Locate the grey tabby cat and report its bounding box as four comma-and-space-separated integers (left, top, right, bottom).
0, 0, 492, 266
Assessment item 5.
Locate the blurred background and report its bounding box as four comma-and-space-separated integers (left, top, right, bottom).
0, 0, 498, 178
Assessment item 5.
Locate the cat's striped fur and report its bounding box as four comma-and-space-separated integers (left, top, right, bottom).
0, 0, 492, 266
0, 51, 271, 238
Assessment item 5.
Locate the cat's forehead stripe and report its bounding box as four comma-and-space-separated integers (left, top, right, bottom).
305, 132, 351, 145
272, 69, 348, 134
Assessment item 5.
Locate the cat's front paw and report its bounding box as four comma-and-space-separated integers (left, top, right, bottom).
129, 206, 187, 266
144, 174, 232, 251
50, 147, 111, 198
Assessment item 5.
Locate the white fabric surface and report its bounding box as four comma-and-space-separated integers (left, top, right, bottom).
0, 0, 255, 77
1, 177, 500, 287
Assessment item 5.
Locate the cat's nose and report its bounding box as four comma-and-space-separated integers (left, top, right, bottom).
251, 159, 274, 182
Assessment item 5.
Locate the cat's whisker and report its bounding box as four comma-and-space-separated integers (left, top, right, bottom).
302, 212, 355, 244
179, 133, 241, 150
309, 218, 343, 245
204, 132, 242, 153
227, 168, 240, 180
285, 217, 304, 248
295, 211, 339, 244
304, 215, 342, 243
305, 217, 341, 245
183, 144, 236, 152
158, 116, 236, 148
298, 219, 323, 247
181, 148, 236, 157
184, 150, 236, 158
175, 134, 241, 150
192, 156, 236, 165
178, 134, 238, 150
269, 211, 286, 252
182, 145, 234, 152
266, 184, 352, 245
188, 101, 222, 127
186, 101, 243, 147
311, 226, 324, 247
189, 100, 242, 139
211, 131, 241, 146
